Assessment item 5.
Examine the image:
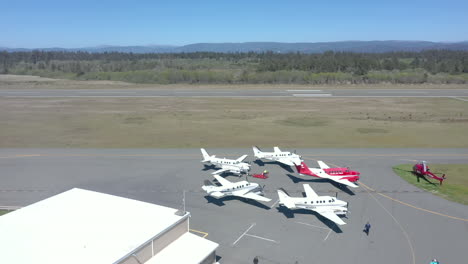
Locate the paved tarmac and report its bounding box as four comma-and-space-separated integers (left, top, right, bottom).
1, 88, 468, 98
1, 148, 467, 264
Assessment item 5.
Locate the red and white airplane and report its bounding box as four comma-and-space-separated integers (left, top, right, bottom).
413, 161, 446, 185
294, 161, 360, 188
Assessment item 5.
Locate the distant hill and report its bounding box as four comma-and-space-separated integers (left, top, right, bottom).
2, 41, 468, 53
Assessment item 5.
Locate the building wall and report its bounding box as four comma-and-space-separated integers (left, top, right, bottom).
199, 250, 217, 264
118, 217, 188, 264
152, 217, 188, 255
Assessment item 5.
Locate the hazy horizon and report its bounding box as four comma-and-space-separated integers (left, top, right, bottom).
3, 40, 468, 50
3, 0, 468, 48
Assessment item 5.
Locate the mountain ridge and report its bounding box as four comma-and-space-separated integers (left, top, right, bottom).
2, 41, 468, 53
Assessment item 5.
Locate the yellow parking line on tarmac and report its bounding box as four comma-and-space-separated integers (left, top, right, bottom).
189, 229, 209, 238
360, 182, 468, 222
362, 182, 416, 264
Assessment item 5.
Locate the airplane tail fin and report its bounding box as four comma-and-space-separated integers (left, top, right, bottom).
200, 148, 211, 162
295, 161, 311, 174
252, 146, 262, 157
317, 160, 330, 169
236, 154, 248, 162
277, 188, 295, 209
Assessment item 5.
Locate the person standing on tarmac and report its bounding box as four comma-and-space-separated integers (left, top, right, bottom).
363, 222, 371, 235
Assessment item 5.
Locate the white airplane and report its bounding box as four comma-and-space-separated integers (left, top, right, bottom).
277, 184, 348, 225
253, 146, 302, 166
201, 148, 250, 175
202, 174, 271, 202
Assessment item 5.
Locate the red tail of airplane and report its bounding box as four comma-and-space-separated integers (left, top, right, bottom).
295, 162, 317, 177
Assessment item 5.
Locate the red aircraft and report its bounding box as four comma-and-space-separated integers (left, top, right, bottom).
250, 170, 269, 179
294, 161, 360, 188
413, 161, 446, 185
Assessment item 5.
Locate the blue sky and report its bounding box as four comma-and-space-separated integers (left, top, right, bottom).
2, 0, 467, 48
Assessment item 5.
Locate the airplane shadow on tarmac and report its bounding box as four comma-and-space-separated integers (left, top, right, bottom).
276, 206, 343, 233
202, 164, 216, 171
286, 174, 355, 196
201, 165, 245, 179
204, 195, 271, 210
253, 160, 294, 173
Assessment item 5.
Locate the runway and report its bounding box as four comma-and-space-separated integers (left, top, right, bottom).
1, 148, 467, 264
1, 88, 468, 98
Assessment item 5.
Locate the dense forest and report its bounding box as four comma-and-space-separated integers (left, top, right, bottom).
1, 50, 468, 84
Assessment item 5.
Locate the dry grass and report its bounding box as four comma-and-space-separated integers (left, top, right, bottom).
1, 96, 467, 148
1, 74, 468, 90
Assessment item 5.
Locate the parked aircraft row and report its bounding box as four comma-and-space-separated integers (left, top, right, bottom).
200, 147, 358, 226
200, 147, 361, 189
201, 175, 348, 225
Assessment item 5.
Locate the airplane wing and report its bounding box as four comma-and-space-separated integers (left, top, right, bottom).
211, 168, 230, 175
331, 177, 359, 188
277, 158, 295, 166
209, 191, 224, 198
317, 210, 346, 225
237, 191, 271, 202
317, 160, 330, 169
273, 146, 281, 153
303, 184, 318, 198
213, 174, 233, 187
236, 154, 248, 162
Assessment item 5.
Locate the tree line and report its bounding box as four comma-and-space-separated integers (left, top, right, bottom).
1, 50, 467, 84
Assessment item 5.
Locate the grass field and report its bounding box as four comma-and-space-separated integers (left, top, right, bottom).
1, 74, 468, 90
1, 96, 467, 148
1, 75, 467, 148
393, 164, 468, 205
0, 210, 11, 216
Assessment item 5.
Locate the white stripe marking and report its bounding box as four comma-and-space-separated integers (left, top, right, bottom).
232, 223, 256, 245
287, 90, 322, 92
0, 91, 35, 94
0, 206, 22, 210
77, 91, 137, 94
292, 94, 332, 97
270, 199, 279, 209
244, 234, 279, 243
324, 229, 332, 241
295, 221, 330, 230
451, 97, 468, 102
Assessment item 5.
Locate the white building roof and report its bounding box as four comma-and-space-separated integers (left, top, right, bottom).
146, 232, 219, 264
0, 188, 187, 264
